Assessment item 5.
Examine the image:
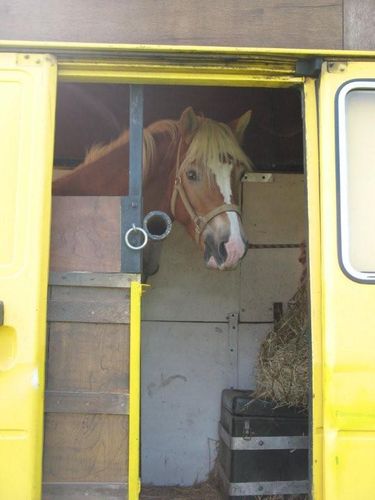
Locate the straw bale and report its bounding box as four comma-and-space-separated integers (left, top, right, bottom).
255, 284, 308, 409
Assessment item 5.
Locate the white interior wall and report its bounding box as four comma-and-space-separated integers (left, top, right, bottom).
141, 174, 305, 486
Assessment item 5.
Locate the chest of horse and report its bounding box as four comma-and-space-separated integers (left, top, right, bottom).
218, 389, 309, 499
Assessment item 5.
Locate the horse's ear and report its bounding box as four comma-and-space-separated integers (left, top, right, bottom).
229, 110, 252, 144
179, 107, 199, 143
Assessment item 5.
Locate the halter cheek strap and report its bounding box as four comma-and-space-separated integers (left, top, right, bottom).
170, 141, 242, 244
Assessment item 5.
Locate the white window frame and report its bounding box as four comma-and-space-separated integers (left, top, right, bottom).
337, 80, 375, 282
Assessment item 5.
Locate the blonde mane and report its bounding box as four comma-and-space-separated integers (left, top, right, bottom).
183, 117, 253, 174
83, 116, 252, 177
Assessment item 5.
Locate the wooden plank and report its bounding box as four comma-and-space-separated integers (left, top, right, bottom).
45, 390, 129, 415
43, 414, 129, 482
242, 174, 305, 245
43, 482, 127, 500
48, 300, 129, 324
240, 174, 305, 322
240, 247, 301, 322
49, 272, 137, 288
48, 286, 130, 324
0, 0, 342, 49
50, 197, 121, 273
344, 0, 375, 50
46, 323, 129, 393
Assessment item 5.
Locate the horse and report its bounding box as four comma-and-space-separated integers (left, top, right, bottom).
53, 107, 253, 271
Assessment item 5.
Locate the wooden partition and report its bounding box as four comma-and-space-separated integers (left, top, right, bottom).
49, 197, 121, 273
43, 197, 137, 499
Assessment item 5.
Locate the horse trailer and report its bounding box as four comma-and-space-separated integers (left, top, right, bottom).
1, 3, 375, 500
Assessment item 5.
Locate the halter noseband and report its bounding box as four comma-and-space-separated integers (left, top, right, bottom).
170, 139, 242, 243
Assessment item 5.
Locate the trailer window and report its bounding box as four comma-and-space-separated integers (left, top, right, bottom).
337, 81, 375, 281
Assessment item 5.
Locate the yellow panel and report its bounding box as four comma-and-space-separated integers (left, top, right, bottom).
1, 40, 375, 89
333, 432, 375, 500
303, 78, 322, 500
1, 39, 375, 58
0, 53, 56, 499
318, 61, 375, 500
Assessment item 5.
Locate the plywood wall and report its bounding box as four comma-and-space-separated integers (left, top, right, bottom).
343, 0, 375, 50
141, 174, 305, 485
0, 0, 356, 49
44, 276, 131, 498
0, 0, 375, 49
2, 1, 374, 50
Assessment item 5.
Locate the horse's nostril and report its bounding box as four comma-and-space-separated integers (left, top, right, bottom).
219, 241, 227, 261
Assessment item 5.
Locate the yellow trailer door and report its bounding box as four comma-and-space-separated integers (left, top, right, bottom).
0, 53, 56, 500
317, 61, 375, 500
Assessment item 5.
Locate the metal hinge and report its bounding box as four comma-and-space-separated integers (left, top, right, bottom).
0, 301, 3, 325
242, 173, 273, 183
227, 312, 239, 353
227, 312, 239, 387
327, 61, 348, 73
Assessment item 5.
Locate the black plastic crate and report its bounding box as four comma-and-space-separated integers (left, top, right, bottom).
218, 389, 309, 499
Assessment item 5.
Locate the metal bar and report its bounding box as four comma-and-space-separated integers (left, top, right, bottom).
121, 85, 144, 274
219, 425, 308, 451
129, 85, 144, 197
229, 480, 310, 496
218, 463, 309, 496
229, 479, 309, 496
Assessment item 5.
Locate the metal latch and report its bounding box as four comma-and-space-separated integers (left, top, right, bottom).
243, 419, 252, 440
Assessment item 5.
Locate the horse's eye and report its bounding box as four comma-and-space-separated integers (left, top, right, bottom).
186, 169, 198, 181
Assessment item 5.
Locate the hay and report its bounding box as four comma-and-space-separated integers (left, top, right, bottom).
255, 496, 308, 500
141, 480, 222, 499
141, 440, 223, 499
255, 284, 308, 409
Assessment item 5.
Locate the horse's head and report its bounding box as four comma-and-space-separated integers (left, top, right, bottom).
171, 107, 252, 270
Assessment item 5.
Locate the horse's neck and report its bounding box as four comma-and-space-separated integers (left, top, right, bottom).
52, 140, 131, 196
52, 127, 179, 216
143, 130, 179, 216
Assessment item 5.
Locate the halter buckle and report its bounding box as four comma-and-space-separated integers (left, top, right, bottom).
194, 217, 203, 233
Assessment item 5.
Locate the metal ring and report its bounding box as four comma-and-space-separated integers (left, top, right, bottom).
124, 224, 148, 250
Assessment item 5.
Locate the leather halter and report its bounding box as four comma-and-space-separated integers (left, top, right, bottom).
170, 139, 242, 243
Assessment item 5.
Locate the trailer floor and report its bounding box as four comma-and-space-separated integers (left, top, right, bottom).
141, 488, 308, 500
140, 482, 223, 499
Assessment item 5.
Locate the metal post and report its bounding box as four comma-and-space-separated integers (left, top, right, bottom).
121, 85, 144, 274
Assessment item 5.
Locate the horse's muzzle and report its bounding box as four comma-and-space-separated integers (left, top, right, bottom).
204, 233, 248, 270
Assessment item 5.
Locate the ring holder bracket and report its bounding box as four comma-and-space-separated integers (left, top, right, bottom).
124, 224, 149, 250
